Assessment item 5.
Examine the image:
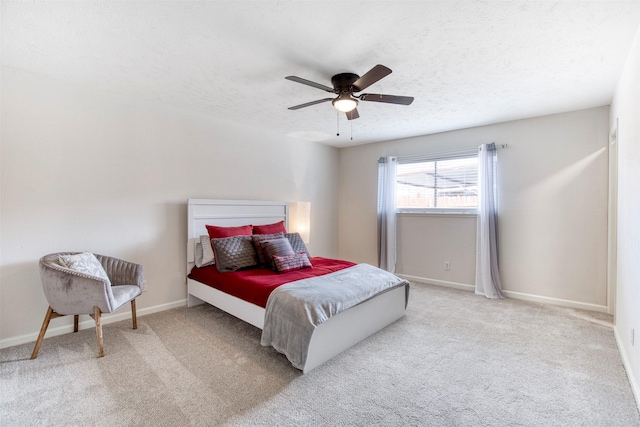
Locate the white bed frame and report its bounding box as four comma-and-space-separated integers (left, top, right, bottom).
186, 199, 407, 373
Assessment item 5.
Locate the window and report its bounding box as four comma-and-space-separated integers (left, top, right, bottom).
396, 155, 478, 213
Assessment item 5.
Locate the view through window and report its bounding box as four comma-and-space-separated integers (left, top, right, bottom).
396, 155, 478, 212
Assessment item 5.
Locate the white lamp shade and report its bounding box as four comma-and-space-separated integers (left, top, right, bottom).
290, 201, 311, 244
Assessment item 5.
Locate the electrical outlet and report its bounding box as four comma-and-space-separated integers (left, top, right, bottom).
444, 261, 451, 271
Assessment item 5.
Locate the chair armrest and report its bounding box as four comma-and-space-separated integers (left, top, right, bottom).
96, 254, 145, 291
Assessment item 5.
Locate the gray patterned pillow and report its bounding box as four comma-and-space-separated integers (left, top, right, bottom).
59, 252, 111, 285
260, 238, 295, 271
212, 235, 258, 273
285, 233, 310, 258
251, 232, 285, 266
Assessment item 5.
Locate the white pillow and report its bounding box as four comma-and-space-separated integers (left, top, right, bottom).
59, 252, 111, 285
194, 235, 215, 267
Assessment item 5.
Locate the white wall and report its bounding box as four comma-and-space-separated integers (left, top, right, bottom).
397, 214, 477, 287
610, 24, 640, 406
339, 107, 609, 310
0, 67, 340, 347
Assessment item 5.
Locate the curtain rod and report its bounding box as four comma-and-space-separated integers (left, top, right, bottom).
488, 143, 508, 149
395, 143, 507, 164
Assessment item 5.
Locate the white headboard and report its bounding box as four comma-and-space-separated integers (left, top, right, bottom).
187, 199, 289, 268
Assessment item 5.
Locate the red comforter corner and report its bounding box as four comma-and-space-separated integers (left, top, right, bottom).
188, 257, 356, 308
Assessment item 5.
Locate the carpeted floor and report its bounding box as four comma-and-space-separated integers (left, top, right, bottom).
1, 283, 638, 426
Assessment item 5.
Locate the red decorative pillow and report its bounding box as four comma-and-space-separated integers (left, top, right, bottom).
273, 252, 313, 274
206, 224, 253, 240
253, 220, 286, 235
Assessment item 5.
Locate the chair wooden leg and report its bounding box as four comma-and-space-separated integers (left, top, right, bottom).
131, 299, 138, 330
74, 315, 79, 332
31, 306, 55, 359
93, 306, 104, 358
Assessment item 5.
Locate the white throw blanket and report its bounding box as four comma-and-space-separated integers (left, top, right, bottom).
261, 263, 410, 370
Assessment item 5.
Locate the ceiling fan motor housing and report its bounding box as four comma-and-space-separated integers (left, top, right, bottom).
331, 73, 360, 93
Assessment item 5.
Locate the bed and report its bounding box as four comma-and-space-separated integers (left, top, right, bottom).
186, 198, 409, 373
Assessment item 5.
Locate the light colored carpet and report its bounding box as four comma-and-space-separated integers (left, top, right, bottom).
1, 283, 638, 426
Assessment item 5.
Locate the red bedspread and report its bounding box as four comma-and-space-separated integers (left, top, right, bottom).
188, 257, 356, 308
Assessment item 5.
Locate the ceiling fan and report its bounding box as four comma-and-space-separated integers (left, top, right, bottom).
285, 64, 414, 120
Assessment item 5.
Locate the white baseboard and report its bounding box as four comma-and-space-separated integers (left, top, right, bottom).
614, 325, 640, 413
399, 274, 475, 292
398, 274, 609, 313
501, 289, 608, 313
0, 299, 187, 350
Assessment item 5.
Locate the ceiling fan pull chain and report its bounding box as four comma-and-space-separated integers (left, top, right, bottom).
336, 111, 340, 136
350, 118, 353, 141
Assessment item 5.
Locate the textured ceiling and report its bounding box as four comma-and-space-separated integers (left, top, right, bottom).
3, 1, 640, 148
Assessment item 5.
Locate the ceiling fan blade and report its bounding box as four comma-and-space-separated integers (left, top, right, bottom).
285, 76, 334, 92
352, 65, 392, 92
346, 108, 360, 120
288, 98, 333, 110
359, 93, 414, 105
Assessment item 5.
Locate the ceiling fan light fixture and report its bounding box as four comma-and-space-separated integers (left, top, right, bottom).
332, 94, 358, 112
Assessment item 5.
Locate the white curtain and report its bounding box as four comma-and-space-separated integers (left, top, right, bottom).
475, 143, 505, 299
377, 156, 397, 273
